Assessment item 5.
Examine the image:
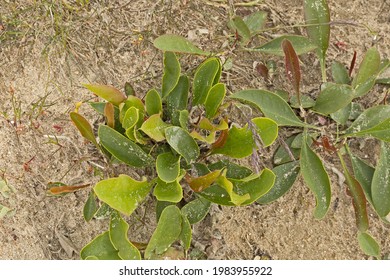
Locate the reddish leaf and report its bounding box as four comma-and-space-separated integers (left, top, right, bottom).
186, 170, 222, 192
104, 102, 115, 128
256, 63, 269, 80
49, 184, 91, 195
349, 51, 357, 77
282, 39, 301, 102
339, 153, 369, 232
211, 129, 229, 150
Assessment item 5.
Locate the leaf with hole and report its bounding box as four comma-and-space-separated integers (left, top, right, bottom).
300, 136, 331, 219
70, 112, 98, 146
144, 205, 182, 259
211, 125, 254, 158
358, 232, 380, 258
83, 84, 126, 106
145, 89, 162, 116
252, 117, 278, 147
231, 89, 313, 128
109, 211, 141, 260
252, 35, 317, 56
193, 58, 220, 105
372, 142, 390, 218
153, 34, 210, 55
162, 52, 181, 98
98, 125, 153, 167
313, 83, 354, 115
94, 174, 151, 216
181, 196, 211, 224
80, 231, 120, 260
257, 161, 300, 204
165, 126, 199, 164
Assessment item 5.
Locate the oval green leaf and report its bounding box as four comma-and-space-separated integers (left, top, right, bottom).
156, 152, 180, 183
358, 232, 380, 258
94, 174, 151, 216
243, 11, 267, 36
300, 137, 331, 219
350, 154, 375, 206
166, 75, 189, 126
352, 47, 380, 97
122, 107, 139, 130
98, 125, 153, 167
83, 191, 98, 222
231, 89, 312, 128
144, 205, 182, 259
162, 52, 181, 98
372, 142, 390, 217
83, 84, 126, 106
153, 179, 183, 203
252, 35, 317, 56
145, 89, 162, 116
165, 126, 200, 164
153, 34, 210, 55
181, 196, 211, 224
252, 117, 278, 147
179, 214, 192, 251
193, 58, 220, 105
257, 161, 300, 204
331, 61, 350, 84
313, 83, 354, 115
109, 211, 141, 260
80, 231, 120, 260
205, 83, 226, 118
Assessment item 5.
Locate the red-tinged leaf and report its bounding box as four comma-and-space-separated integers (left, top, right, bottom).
349, 51, 357, 77
211, 129, 229, 150
339, 153, 369, 232
282, 39, 301, 102
70, 112, 98, 146
256, 63, 269, 80
186, 170, 222, 192
49, 184, 91, 195
83, 84, 126, 106
104, 102, 115, 128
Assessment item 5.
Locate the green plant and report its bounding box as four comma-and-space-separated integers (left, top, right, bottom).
70, 50, 279, 259
222, 0, 390, 258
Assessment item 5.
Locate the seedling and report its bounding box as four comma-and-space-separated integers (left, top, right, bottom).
71, 48, 278, 259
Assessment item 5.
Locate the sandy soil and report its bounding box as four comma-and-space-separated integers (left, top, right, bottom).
1, 0, 390, 260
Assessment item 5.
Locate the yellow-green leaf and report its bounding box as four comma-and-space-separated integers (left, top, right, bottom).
358, 232, 380, 258
109, 211, 141, 260
153, 34, 210, 56
251, 117, 278, 147
83, 84, 126, 106
70, 112, 98, 146
94, 175, 151, 216
153, 179, 183, 203
204, 83, 226, 118
140, 114, 171, 142
145, 89, 162, 116
144, 205, 182, 259
187, 170, 222, 192
80, 231, 120, 260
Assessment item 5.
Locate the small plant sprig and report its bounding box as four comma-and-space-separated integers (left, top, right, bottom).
224, 0, 390, 258
70, 45, 279, 259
